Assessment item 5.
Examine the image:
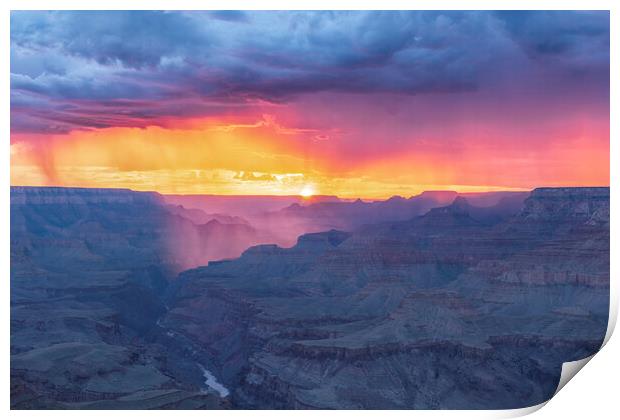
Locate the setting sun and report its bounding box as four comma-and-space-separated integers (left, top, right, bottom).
300, 185, 315, 197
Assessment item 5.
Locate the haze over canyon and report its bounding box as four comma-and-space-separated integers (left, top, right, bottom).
10, 186, 609, 409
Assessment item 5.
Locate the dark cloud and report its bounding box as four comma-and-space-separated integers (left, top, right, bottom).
10, 11, 610, 134
494, 10, 609, 81
11, 11, 211, 69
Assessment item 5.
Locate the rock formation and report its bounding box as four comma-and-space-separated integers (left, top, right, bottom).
10, 186, 609, 409
161, 187, 609, 409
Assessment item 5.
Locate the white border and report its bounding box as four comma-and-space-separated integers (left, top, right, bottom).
2, 0, 618, 10
2, 2, 617, 419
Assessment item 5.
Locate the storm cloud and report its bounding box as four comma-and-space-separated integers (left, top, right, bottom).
10, 10, 609, 134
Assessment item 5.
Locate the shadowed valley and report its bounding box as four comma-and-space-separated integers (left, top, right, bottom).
10, 186, 609, 409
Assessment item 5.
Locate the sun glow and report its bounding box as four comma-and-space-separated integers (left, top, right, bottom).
9, 117, 610, 199
300, 185, 315, 198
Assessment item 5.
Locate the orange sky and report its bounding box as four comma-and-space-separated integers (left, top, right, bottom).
10, 113, 609, 199
10, 11, 610, 199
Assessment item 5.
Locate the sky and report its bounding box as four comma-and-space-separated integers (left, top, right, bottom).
10, 10, 610, 198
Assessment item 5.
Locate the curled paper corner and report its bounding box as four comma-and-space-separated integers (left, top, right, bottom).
490, 401, 547, 419
493, 352, 601, 418
516, 293, 620, 415
554, 354, 596, 396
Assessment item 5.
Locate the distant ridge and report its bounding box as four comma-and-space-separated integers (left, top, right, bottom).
10, 186, 163, 205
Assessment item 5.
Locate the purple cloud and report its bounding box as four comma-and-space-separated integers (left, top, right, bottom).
10, 11, 610, 134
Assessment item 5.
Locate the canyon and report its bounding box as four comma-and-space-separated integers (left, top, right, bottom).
10, 186, 609, 409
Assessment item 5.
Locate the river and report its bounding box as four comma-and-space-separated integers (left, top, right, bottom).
199, 364, 230, 398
